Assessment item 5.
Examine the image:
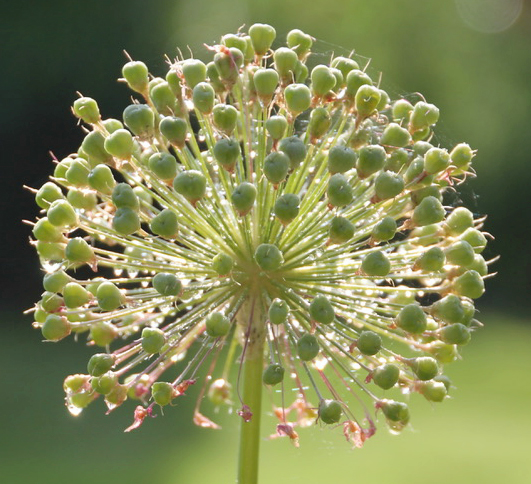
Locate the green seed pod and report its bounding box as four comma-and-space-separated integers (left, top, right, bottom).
355, 84, 381, 118
34, 308, 49, 324
319, 399, 342, 424
376, 89, 390, 111
36, 241, 65, 261
294, 61, 309, 83
461, 228, 487, 254
173, 170, 207, 203
361, 251, 391, 277
206, 61, 225, 94
287, 29, 313, 58
36, 182, 64, 209
112, 207, 140, 235
104, 128, 134, 159
153, 273, 182, 297
419, 380, 447, 402
212, 104, 238, 134
122, 61, 149, 93
311, 65, 336, 97
134, 185, 152, 205
160, 116, 188, 147
269, 299, 289, 325
262, 363, 285, 385
90, 321, 118, 347
96, 281, 124, 311
284, 84, 311, 114
424, 147, 450, 175
254, 244, 283, 271
73, 97, 100, 124
274, 47, 298, 81
461, 300, 476, 326
410, 185, 442, 206
329, 216, 355, 244
357, 330, 382, 355
380, 123, 411, 148
278, 136, 307, 169
327, 146, 357, 174
445, 207, 474, 236
205, 312, 231, 337
412, 126, 431, 141
413, 141, 433, 156
150, 209, 178, 239
453, 270, 485, 299
372, 364, 400, 390
434, 375, 453, 393
231, 182, 257, 216
411, 223, 444, 247
47, 200, 78, 228
445, 240, 475, 267
152, 382, 174, 406
392, 99, 413, 123
65, 159, 90, 187
43, 270, 71, 293
214, 48, 243, 84
331, 57, 359, 82
67, 189, 97, 210
33, 218, 64, 243
309, 295, 335, 325
212, 253, 233, 276
438, 323, 471, 346
357, 145, 387, 178
409, 101, 440, 131
467, 254, 488, 276
249, 23, 276, 56
91, 371, 118, 395
63, 282, 91, 308
207, 378, 232, 406
415, 247, 445, 272
87, 353, 115, 377
213, 138, 241, 171
148, 152, 177, 181
308, 107, 331, 140
141, 327, 166, 354
88, 164, 116, 194
345, 70, 373, 100
41, 314, 70, 341
40, 291, 64, 312
411, 356, 439, 381
327, 173, 353, 207
372, 216, 397, 242
412, 196, 445, 226
450, 143, 474, 171
265, 115, 288, 140
65, 238, 94, 264
428, 341, 459, 364
264, 151, 290, 185
297, 333, 320, 361
123, 104, 154, 138
192, 82, 215, 114
64, 374, 90, 393
102, 118, 124, 134
165, 70, 182, 96
274, 193, 300, 224
54, 157, 73, 179
181, 59, 207, 88
396, 304, 427, 334
404, 156, 425, 185
222, 34, 248, 53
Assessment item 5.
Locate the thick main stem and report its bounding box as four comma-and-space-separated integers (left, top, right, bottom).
237, 298, 265, 484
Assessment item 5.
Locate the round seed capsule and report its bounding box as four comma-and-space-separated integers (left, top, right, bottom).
104, 129, 134, 159
222, 34, 248, 53
254, 244, 283, 271
206, 312, 231, 337
91, 372, 118, 395
392, 99, 413, 123
153, 273, 182, 297
380, 123, 411, 148
424, 147, 450, 175
445, 240, 475, 267
265, 115, 288, 140
47, 200, 78, 228
206, 61, 225, 93
311, 65, 336, 96
150, 209, 178, 239
438, 323, 471, 346
461, 228, 487, 254
63, 282, 91, 308
372, 216, 397, 242
96, 282, 123, 311
150, 81, 177, 115
40, 292, 64, 312
65, 238, 94, 264
192, 82, 215, 114
294, 61, 308, 83
419, 381, 447, 402
287, 29, 313, 58
90, 321, 118, 346
36, 182, 64, 209
214, 48, 243, 84
148, 152, 177, 181
263, 363, 285, 385
123, 104, 154, 138
43, 270, 71, 293
248, 23, 276, 56
231, 182, 257, 215
412, 196, 445, 226
331, 57, 359, 81
468, 254, 488, 276
264, 151, 290, 184
36, 241, 65, 261
274, 48, 298, 81
152, 382, 174, 406
345, 70, 372, 99
87, 353, 115, 377
410, 185, 442, 206
213, 138, 240, 171
450, 143, 474, 171
415, 247, 445, 272
357, 145, 386, 178
453, 270, 485, 299
327, 173, 353, 207
269, 299, 289, 325
65, 159, 90, 187
73, 97, 100, 124
212, 104, 238, 134
297, 333, 319, 361
278, 136, 307, 169
355, 84, 381, 117
428, 341, 459, 364
88, 165, 116, 195
173, 170, 206, 203
309, 295, 335, 325
102, 118, 123, 133
381, 400, 410, 423
373, 364, 400, 390
319, 399, 342, 424
445, 207, 474, 235
42, 314, 71, 341
327, 146, 357, 174
112, 183, 139, 210
284, 84, 311, 114
181, 59, 207, 88
329, 216, 355, 244
361, 251, 391, 277
357, 330, 382, 355
396, 304, 427, 334
404, 156, 425, 184
308, 107, 331, 140
160, 116, 188, 147
274, 193, 300, 224
411, 356, 439, 381
166, 68, 182, 97
67, 189, 97, 210
141, 327, 166, 354
112, 207, 140, 235
33, 218, 64, 243
410, 101, 440, 131
122, 61, 149, 93
212, 253, 233, 276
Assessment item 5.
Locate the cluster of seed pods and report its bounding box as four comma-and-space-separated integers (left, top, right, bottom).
29, 24, 490, 445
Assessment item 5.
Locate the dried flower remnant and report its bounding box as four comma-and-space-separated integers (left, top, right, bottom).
29, 23, 492, 450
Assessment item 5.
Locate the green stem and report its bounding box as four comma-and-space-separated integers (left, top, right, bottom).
237, 299, 265, 484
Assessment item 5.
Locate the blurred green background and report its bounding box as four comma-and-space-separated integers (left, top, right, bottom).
2, 0, 530, 483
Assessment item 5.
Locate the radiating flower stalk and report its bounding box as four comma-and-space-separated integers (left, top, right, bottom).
28, 24, 492, 484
